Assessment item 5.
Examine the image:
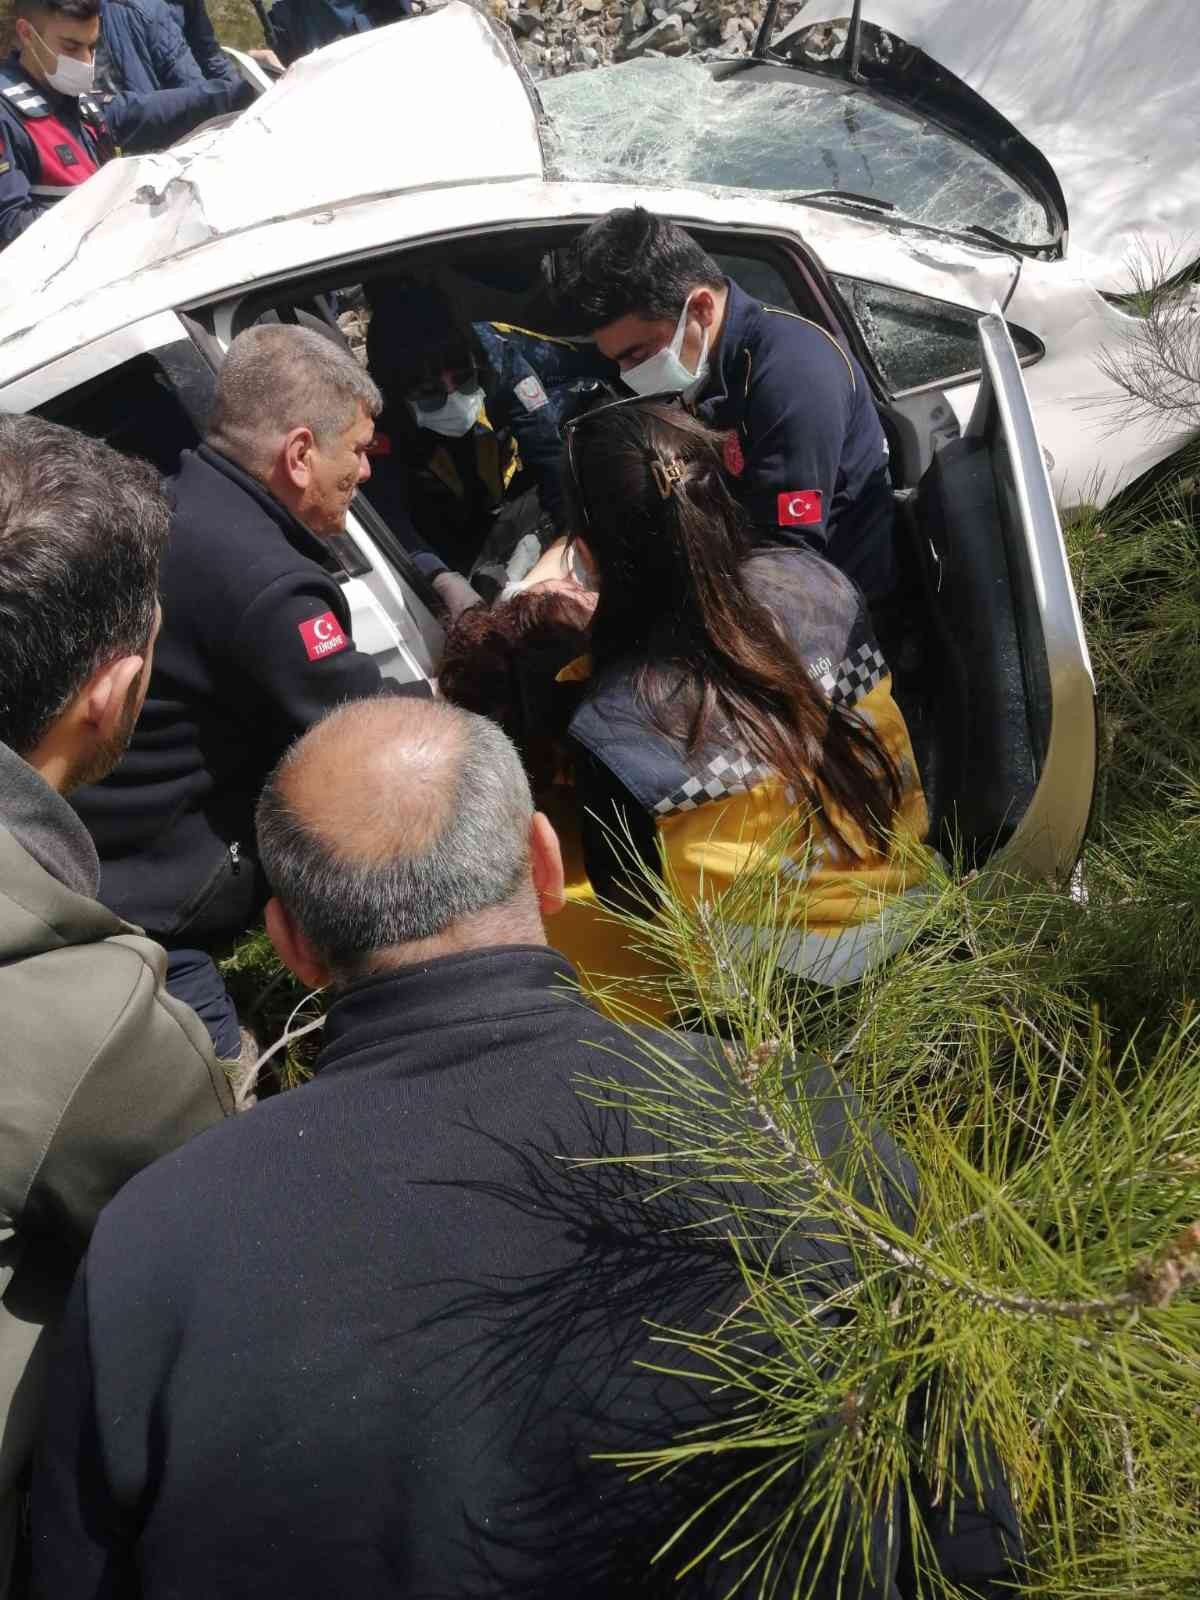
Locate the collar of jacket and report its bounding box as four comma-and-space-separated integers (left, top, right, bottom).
317, 944, 583, 1076
0, 739, 99, 899
192, 443, 330, 566
696, 276, 759, 419
0, 50, 82, 119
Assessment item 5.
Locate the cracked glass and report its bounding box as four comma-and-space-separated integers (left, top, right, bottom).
543, 57, 1053, 247
831, 276, 1043, 392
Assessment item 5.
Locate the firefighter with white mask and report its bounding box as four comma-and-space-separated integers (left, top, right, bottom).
557, 206, 898, 616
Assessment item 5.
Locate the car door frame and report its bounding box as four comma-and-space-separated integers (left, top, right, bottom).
963, 311, 1096, 881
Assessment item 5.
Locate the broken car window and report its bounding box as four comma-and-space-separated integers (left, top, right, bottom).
832, 276, 1043, 392
543, 58, 1054, 248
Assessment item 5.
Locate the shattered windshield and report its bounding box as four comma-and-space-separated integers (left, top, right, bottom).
543, 58, 1054, 247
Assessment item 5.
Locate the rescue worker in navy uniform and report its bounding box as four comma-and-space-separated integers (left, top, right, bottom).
0, 0, 112, 246
555, 206, 898, 613
70, 324, 424, 1059
364, 281, 569, 600
0, 0, 256, 248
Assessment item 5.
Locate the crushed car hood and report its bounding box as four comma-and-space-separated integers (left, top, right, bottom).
778, 0, 1200, 292
0, 2, 544, 324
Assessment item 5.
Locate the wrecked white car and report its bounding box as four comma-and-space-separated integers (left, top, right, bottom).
0, 1, 1094, 878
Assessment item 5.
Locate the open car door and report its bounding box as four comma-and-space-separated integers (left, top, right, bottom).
908, 311, 1095, 881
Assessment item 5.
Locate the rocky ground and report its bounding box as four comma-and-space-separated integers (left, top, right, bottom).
208, 0, 802, 74
495, 0, 790, 77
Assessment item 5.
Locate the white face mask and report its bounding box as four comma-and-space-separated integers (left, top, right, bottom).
411, 386, 484, 438
26, 23, 95, 97
622, 294, 710, 400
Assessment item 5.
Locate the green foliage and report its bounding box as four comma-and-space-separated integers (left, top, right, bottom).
576, 840, 1200, 1595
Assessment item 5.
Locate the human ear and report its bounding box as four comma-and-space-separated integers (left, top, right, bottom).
691, 288, 717, 328
530, 811, 566, 918
282, 426, 316, 491
265, 896, 331, 990
83, 654, 145, 741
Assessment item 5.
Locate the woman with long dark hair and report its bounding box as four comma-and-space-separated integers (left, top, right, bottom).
558, 395, 929, 986
440, 397, 929, 990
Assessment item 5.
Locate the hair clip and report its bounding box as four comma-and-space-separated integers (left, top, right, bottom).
651, 457, 686, 499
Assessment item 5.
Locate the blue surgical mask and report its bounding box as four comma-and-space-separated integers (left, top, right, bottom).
411, 386, 484, 438
622, 294, 710, 400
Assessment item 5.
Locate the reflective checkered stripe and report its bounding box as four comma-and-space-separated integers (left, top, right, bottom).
819, 642, 888, 710
651, 747, 771, 818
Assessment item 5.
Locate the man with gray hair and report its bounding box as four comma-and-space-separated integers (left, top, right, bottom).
71, 322, 425, 1054
34, 697, 1019, 1598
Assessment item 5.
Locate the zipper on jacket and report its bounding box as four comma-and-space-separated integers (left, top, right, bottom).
229, 841, 241, 876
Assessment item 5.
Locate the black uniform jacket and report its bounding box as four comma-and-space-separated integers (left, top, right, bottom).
34, 946, 1022, 1598
71, 445, 395, 944
696, 278, 897, 606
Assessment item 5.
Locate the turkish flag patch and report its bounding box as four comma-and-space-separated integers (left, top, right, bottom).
298, 611, 349, 661
722, 431, 745, 477
777, 489, 823, 527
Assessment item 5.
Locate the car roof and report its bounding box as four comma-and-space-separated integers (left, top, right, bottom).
0, 2, 545, 342
777, 0, 1200, 293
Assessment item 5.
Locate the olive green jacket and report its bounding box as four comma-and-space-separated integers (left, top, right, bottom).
0, 742, 233, 1594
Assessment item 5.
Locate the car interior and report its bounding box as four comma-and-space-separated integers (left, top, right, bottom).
41, 217, 1055, 870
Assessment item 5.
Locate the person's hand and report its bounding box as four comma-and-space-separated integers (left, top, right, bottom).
249, 47, 285, 75
432, 571, 483, 623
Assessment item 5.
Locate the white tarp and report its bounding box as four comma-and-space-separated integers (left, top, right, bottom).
779, 0, 1200, 292
0, 2, 543, 324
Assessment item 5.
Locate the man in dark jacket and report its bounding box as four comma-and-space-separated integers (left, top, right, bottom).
161, 0, 235, 84
95, 0, 256, 151
556, 206, 897, 610
35, 696, 1022, 1598
267, 0, 410, 68
0, 415, 232, 1596
70, 322, 417, 1054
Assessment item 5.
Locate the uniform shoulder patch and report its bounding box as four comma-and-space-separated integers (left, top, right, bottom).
777, 489, 823, 527
298, 611, 349, 661
722, 431, 745, 477
2, 81, 49, 118
513, 374, 548, 413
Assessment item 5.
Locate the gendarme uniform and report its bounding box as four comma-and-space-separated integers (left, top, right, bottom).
563, 549, 929, 990
0, 54, 114, 248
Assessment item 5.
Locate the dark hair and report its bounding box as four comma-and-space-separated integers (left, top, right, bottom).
439, 587, 593, 793
562, 402, 901, 854
14, 0, 100, 21
365, 280, 482, 396
555, 208, 725, 331
0, 415, 167, 757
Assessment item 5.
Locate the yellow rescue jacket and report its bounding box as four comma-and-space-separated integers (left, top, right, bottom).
547, 550, 930, 999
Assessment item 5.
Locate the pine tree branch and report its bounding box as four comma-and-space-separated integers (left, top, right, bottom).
726, 1038, 1200, 1322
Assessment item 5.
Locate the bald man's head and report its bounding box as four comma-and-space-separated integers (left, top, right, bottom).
257, 697, 537, 978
